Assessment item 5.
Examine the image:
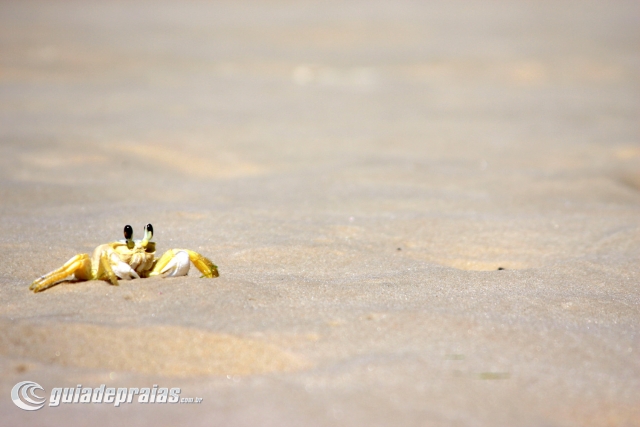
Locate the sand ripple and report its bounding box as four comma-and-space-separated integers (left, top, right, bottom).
0, 321, 309, 377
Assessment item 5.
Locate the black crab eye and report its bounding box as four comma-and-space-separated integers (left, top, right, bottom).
123, 225, 133, 240
145, 223, 154, 237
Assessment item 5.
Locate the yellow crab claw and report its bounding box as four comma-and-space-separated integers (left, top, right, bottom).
149, 249, 219, 278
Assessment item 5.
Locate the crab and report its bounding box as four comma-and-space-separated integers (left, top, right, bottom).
29, 223, 218, 293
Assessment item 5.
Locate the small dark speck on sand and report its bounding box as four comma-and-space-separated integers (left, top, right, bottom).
397, 248, 402, 251
497, 267, 505, 270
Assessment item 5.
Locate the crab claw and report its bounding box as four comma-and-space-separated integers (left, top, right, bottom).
110, 253, 140, 280
159, 250, 190, 277
113, 262, 141, 280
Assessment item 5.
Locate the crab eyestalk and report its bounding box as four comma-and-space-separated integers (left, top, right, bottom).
141, 223, 153, 248
123, 224, 134, 249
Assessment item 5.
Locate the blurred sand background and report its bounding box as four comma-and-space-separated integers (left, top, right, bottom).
1, 0, 639, 425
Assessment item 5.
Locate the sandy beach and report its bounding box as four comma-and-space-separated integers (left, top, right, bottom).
1, 1, 639, 425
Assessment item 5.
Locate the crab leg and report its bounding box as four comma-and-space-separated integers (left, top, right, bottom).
96, 251, 120, 286
150, 249, 219, 278
30, 253, 92, 293
184, 250, 219, 278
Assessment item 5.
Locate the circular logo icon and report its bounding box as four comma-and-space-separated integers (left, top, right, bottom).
11, 381, 46, 411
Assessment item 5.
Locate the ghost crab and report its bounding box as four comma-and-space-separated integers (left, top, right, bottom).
30, 223, 218, 293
